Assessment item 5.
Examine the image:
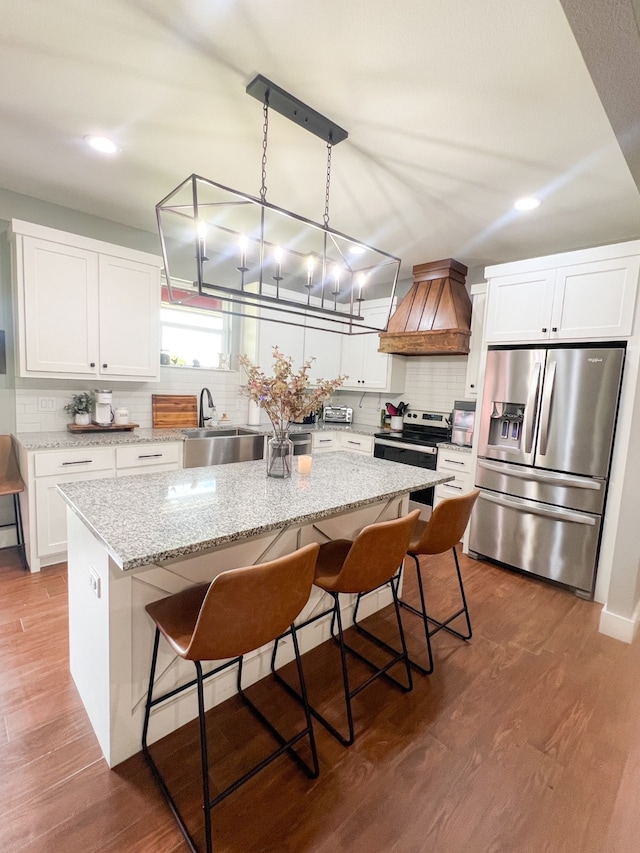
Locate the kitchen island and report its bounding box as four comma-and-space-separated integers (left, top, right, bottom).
58, 452, 452, 766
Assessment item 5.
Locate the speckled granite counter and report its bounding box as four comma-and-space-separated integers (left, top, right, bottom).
15, 422, 379, 450
16, 427, 185, 450
58, 451, 451, 571
437, 442, 473, 453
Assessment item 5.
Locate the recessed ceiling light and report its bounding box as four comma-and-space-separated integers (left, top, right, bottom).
514, 196, 541, 211
84, 135, 119, 155
349, 245, 366, 255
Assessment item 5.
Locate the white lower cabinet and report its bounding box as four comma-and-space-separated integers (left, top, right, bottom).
312, 431, 373, 456
434, 447, 474, 502
434, 447, 475, 546
22, 441, 183, 571
312, 432, 336, 454
337, 433, 373, 455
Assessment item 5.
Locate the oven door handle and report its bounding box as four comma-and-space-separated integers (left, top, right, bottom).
374, 438, 436, 455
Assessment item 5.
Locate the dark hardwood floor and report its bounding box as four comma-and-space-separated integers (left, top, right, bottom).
2, 544, 640, 852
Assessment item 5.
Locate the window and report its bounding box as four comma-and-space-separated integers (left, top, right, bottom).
160, 305, 228, 369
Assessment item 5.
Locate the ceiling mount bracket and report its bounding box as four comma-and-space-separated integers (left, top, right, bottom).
246, 74, 348, 144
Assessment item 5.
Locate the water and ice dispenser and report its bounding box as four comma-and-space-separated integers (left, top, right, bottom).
487, 402, 526, 449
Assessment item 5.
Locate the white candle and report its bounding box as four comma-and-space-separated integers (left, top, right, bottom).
274, 246, 283, 278
297, 454, 313, 474
306, 256, 314, 287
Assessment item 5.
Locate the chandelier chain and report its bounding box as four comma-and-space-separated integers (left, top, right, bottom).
324, 140, 333, 228
260, 98, 269, 202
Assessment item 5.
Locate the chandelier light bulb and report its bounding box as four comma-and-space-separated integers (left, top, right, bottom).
274, 246, 283, 279
197, 221, 208, 240
238, 234, 248, 268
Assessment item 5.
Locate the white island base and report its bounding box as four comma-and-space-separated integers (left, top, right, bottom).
67, 495, 408, 767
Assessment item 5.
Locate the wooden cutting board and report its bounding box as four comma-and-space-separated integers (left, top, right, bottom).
152, 395, 198, 428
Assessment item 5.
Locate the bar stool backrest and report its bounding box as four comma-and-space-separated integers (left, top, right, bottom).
411, 490, 480, 556
334, 509, 421, 594
0, 436, 25, 496
186, 542, 319, 661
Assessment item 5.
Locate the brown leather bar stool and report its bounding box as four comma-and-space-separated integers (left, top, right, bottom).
399, 489, 480, 674
272, 510, 420, 746
142, 542, 320, 853
0, 436, 28, 570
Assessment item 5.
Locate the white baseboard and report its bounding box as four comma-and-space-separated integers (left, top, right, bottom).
599, 604, 640, 644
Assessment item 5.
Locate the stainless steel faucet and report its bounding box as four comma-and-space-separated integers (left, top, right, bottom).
198, 387, 215, 427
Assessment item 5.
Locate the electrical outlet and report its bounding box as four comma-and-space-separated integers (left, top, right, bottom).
38, 397, 56, 412
89, 566, 101, 598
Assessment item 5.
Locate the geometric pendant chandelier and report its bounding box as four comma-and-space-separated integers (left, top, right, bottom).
156, 74, 401, 335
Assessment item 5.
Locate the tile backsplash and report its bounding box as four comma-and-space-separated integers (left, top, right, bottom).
15, 366, 247, 432
336, 355, 467, 427
14, 355, 468, 433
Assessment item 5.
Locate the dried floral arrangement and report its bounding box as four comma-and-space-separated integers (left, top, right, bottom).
239, 347, 345, 435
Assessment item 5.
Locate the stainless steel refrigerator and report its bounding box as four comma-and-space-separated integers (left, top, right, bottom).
469, 344, 625, 595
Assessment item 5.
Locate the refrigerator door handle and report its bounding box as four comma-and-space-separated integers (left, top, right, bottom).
479, 490, 596, 525
477, 459, 602, 491
523, 362, 542, 453
538, 360, 557, 455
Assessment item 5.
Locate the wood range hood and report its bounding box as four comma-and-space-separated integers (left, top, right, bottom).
379, 258, 472, 356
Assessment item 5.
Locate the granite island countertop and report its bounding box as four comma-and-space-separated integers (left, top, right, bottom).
57, 451, 452, 571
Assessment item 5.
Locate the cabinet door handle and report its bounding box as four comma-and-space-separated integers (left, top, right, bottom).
318, 439, 332, 444
90, 362, 96, 368
541, 327, 547, 333
102, 363, 108, 369
552, 326, 558, 332
443, 483, 463, 490
137, 453, 163, 459
61, 460, 93, 466
347, 440, 361, 446
443, 458, 465, 465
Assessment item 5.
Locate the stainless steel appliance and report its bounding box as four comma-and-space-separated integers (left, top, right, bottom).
451, 400, 476, 447
469, 344, 625, 595
324, 406, 353, 424
374, 410, 451, 514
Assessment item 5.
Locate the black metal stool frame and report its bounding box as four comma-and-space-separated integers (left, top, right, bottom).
398, 545, 472, 675
271, 576, 413, 747
142, 621, 318, 853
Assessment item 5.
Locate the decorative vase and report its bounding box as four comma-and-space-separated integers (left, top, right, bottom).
75, 412, 91, 425
266, 431, 294, 479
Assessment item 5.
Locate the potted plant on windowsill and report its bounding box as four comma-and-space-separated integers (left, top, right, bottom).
64, 392, 95, 426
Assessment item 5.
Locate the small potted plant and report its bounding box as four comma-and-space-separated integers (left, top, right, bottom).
64, 392, 94, 425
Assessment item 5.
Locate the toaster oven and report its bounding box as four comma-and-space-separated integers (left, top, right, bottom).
323, 406, 353, 424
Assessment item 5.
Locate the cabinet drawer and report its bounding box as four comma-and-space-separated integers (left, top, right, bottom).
437, 450, 473, 475
34, 447, 115, 477
434, 475, 473, 501
116, 443, 182, 470
312, 433, 336, 452
338, 433, 373, 455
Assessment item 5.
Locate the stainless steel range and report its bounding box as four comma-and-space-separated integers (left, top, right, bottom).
374, 410, 451, 516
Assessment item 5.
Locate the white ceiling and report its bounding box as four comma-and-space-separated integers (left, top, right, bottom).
1, 0, 639, 279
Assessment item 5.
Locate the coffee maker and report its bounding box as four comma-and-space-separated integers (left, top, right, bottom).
94, 389, 113, 426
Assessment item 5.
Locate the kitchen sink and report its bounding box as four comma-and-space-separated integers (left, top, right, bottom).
181, 427, 260, 439
181, 427, 265, 468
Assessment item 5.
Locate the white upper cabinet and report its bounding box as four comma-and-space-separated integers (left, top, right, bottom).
11, 220, 161, 381
485, 243, 640, 344
340, 302, 406, 392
